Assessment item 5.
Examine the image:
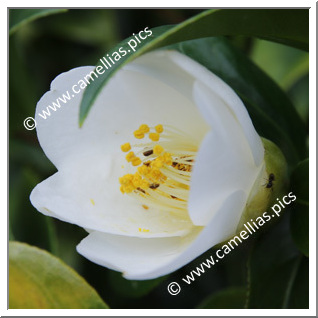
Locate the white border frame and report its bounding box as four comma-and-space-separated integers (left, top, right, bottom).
4, 1, 316, 316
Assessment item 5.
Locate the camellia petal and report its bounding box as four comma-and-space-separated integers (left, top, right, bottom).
31, 155, 197, 238
34, 61, 208, 169
34, 66, 96, 169
188, 82, 263, 225
77, 190, 246, 279
168, 51, 264, 166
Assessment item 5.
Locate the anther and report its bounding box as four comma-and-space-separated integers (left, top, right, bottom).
153, 145, 164, 155
139, 124, 150, 133
131, 157, 142, 166
134, 130, 145, 139
121, 142, 131, 152
155, 124, 163, 133
126, 151, 135, 162
149, 132, 160, 141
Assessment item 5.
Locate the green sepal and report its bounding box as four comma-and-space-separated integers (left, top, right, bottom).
237, 138, 288, 232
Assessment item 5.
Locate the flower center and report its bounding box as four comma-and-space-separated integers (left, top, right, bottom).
119, 124, 197, 214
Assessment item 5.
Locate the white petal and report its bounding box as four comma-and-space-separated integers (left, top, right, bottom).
122, 50, 196, 103
35, 52, 209, 170
188, 82, 263, 226
30, 154, 197, 238
77, 232, 186, 276
35, 66, 96, 169
168, 50, 264, 166
76, 190, 246, 280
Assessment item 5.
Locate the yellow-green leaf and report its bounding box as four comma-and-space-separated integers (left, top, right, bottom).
9, 241, 109, 309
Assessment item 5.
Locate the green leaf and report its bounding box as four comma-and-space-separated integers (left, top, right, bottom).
9, 9, 68, 35
9, 166, 53, 251
9, 35, 41, 132
287, 75, 309, 124
108, 270, 166, 298
246, 213, 308, 308
171, 37, 307, 165
287, 256, 309, 309
9, 139, 56, 175
290, 159, 309, 256
251, 40, 309, 90
9, 242, 108, 309
198, 287, 247, 309
79, 9, 308, 125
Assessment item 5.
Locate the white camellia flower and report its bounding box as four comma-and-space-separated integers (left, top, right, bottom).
31, 50, 266, 280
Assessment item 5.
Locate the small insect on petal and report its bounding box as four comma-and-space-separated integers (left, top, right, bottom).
265, 173, 275, 189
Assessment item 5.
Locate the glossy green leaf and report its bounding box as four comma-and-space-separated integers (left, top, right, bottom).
246, 213, 308, 308
9, 9, 68, 35
251, 40, 309, 90
198, 287, 246, 309
286, 256, 309, 309
79, 9, 308, 125
9, 35, 40, 132
9, 165, 53, 251
170, 37, 307, 165
290, 159, 309, 256
108, 270, 166, 298
287, 75, 309, 125
9, 242, 108, 309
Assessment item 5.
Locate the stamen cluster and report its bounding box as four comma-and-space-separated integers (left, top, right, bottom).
119, 124, 196, 213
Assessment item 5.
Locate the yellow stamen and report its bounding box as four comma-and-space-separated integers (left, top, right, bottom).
163, 153, 172, 165
153, 145, 164, 155
121, 142, 131, 152
139, 124, 150, 133
138, 165, 150, 175
155, 124, 163, 133
90, 198, 95, 205
151, 158, 164, 169
126, 151, 135, 162
134, 130, 145, 139
119, 124, 197, 215
149, 132, 160, 141
131, 157, 142, 166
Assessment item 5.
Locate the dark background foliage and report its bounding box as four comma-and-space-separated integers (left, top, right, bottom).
9, 9, 309, 309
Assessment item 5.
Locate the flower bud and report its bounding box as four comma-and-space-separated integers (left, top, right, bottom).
236, 138, 288, 233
